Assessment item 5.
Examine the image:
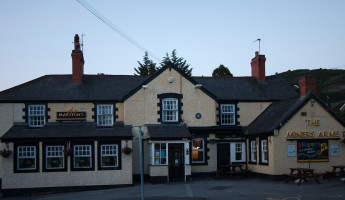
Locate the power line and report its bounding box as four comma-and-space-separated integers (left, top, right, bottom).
76, 0, 161, 62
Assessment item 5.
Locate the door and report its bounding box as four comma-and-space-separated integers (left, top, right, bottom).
168, 143, 184, 181
217, 143, 230, 171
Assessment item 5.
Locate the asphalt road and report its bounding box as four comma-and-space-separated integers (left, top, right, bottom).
3, 177, 345, 200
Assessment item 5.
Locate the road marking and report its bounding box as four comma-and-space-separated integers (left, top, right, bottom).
185, 184, 193, 198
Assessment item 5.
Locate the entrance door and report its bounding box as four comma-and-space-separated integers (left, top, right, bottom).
168, 143, 184, 181
217, 143, 230, 171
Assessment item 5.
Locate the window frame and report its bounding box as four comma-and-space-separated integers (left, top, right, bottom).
42, 142, 68, 172
152, 143, 168, 165
71, 141, 94, 171
96, 104, 114, 127
191, 138, 205, 164
220, 104, 236, 125
14, 142, 39, 173
249, 139, 257, 164
157, 93, 183, 124
260, 138, 269, 165
162, 98, 178, 122
230, 142, 246, 163
28, 104, 46, 127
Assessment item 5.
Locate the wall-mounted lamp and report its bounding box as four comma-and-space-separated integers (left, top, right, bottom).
186, 148, 189, 155
142, 85, 148, 89
195, 84, 202, 89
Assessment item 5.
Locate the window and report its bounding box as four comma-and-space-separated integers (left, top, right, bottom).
261, 139, 268, 164
28, 105, 45, 127
46, 145, 64, 169
97, 104, 114, 126
250, 140, 257, 163
192, 139, 204, 163
153, 143, 167, 165
100, 144, 118, 168
162, 98, 178, 122
17, 146, 36, 170
74, 145, 92, 168
230, 142, 246, 162
220, 104, 235, 125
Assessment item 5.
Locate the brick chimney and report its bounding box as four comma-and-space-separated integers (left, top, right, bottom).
71, 34, 84, 83
251, 51, 266, 81
299, 76, 317, 97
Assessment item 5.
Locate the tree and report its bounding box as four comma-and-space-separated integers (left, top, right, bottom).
212, 64, 233, 77
160, 49, 192, 76
134, 51, 157, 76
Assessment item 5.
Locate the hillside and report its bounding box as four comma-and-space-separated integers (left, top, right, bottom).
269, 68, 345, 121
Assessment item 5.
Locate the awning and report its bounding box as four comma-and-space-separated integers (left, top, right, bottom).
147, 124, 191, 140
1, 122, 133, 142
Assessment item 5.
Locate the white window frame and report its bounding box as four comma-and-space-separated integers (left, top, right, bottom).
73, 145, 92, 168
261, 139, 268, 164
220, 104, 235, 125
152, 143, 168, 165
46, 145, 64, 169
230, 142, 246, 162
28, 105, 45, 127
17, 146, 36, 170
250, 140, 257, 162
192, 138, 205, 163
100, 144, 118, 168
97, 104, 114, 126
162, 98, 178, 122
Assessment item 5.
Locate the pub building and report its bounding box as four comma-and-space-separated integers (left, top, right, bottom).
0, 35, 344, 196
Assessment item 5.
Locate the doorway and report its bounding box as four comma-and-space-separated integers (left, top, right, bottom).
168, 143, 184, 181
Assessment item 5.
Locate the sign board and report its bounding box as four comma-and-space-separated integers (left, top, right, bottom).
56, 107, 86, 121
297, 140, 328, 162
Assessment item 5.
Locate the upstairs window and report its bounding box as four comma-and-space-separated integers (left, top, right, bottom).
220, 104, 235, 125
162, 98, 178, 122
28, 105, 45, 127
97, 104, 114, 126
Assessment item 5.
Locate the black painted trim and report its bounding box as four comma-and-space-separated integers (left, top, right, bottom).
70, 141, 95, 171
42, 141, 68, 172
218, 101, 239, 127
93, 103, 116, 127
97, 140, 122, 170
24, 103, 48, 126
157, 93, 183, 124
13, 141, 40, 173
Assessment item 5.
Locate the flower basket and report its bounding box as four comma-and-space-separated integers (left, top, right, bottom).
122, 146, 132, 155
63, 147, 72, 156
1, 149, 12, 158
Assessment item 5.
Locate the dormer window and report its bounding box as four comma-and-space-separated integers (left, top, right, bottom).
97, 104, 114, 127
220, 104, 235, 125
162, 98, 178, 122
28, 105, 45, 127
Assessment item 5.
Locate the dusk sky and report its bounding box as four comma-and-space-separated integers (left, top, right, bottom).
1, 0, 344, 91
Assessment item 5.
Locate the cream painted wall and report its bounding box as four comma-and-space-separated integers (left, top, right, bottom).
247, 137, 275, 175
2, 140, 132, 189
191, 133, 217, 173
0, 103, 25, 178
124, 68, 216, 126
248, 98, 345, 175
238, 102, 271, 126
116, 103, 124, 122
48, 103, 94, 122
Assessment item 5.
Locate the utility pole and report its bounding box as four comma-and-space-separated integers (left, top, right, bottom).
139, 127, 145, 200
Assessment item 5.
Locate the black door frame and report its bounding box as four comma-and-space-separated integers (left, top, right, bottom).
168, 143, 185, 182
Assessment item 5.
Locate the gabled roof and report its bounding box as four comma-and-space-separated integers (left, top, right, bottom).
122, 64, 217, 101
0, 75, 147, 102
194, 76, 298, 101
246, 93, 345, 136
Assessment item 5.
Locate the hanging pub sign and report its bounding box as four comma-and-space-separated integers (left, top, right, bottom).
56, 107, 86, 121
297, 140, 328, 162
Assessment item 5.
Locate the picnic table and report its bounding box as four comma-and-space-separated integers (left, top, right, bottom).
325, 165, 345, 182
284, 168, 320, 185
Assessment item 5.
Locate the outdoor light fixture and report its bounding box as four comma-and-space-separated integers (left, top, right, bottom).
142, 85, 148, 89
195, 84, 202, 88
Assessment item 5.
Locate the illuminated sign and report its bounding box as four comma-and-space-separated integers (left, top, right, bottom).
56, 107, 86, 121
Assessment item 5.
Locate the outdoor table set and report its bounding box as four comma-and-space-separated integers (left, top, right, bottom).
215, 164, 250, 179
284, 168, 321, 185
325, 165, 345, 183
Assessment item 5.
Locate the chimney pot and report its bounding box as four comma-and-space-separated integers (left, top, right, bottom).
299, 76, 317, 97
71, 34, 84, 83
251, 52, 266, 81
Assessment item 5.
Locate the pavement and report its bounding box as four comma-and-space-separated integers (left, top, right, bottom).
3, 177, 345, 200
